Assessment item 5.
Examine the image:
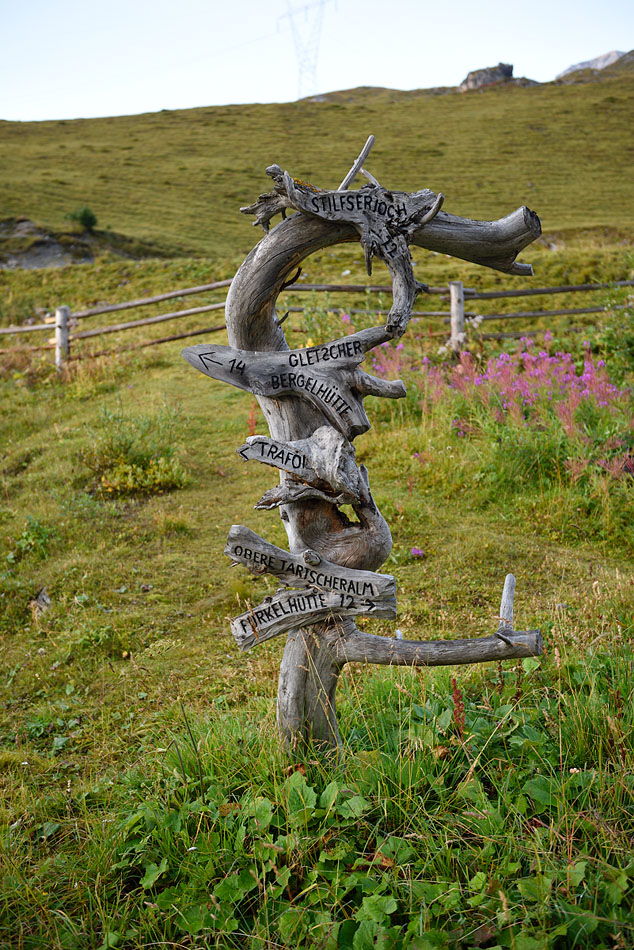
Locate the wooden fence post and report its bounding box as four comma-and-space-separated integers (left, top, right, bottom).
55, 306, 70, 370
449, 280, 465, 351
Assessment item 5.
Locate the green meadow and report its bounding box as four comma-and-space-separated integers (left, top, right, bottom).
1, 64, 634, 948
1, 66, 633, 262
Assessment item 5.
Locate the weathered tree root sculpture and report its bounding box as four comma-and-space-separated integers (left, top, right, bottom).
183, 136, 543, 752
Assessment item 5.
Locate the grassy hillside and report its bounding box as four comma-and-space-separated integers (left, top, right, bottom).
2, 70, 634, 949
1, 69, 633, 264
2, 305, 634, 945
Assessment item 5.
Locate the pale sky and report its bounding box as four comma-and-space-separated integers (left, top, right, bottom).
1, 0, 632, 122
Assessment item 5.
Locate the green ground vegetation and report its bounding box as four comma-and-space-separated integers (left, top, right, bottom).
1, 65, 634, 948
0, 66, 633, 261
1, 287, 634, 946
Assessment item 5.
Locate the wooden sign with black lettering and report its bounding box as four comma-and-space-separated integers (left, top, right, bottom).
231, 585, 396, 650
225, 525, 396, 603
242, 162, 444, 336
237, 425, 365, 502
284, 176, 445, 335
284, 177, 439, 254
238, 435, 315, 482
182, 326, 405, 440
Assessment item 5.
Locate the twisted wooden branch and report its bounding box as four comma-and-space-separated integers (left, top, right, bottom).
187, 142, 542, 749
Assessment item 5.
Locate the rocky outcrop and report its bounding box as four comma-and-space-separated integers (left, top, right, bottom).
556, 50, 624, 79
459, 63, 513, 91
0, 218, 91, 270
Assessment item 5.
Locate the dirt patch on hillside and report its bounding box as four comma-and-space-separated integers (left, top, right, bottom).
0, 218, 176, 270
0, 218, 93, 270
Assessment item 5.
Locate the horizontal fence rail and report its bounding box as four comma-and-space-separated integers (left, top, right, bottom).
71, 279, 233, 319
1, 276, 632, 365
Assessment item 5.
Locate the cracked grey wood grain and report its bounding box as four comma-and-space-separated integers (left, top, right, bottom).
231, 584, 397, 651
325, 619, 543, 666
183, 326, 405, 439
225, 524, 396, 601
185, 140, 543, 751
238, 426, 369, 503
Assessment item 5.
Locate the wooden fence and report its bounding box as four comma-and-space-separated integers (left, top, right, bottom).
1, 276, 632, 369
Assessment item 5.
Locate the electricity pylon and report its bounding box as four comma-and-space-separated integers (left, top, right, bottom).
280, 0, 334, 100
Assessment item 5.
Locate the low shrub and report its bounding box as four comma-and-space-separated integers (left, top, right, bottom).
64, 206, 97, 233
6, 516, 56, 565
78, 404, 188, 496
367, 328, 634, 550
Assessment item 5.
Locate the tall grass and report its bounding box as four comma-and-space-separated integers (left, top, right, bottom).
365, 311, 634, 552
1, 275, 634, 948
4, 647, 633, 948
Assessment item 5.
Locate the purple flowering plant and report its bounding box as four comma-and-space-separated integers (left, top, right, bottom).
370, 328, 634, 546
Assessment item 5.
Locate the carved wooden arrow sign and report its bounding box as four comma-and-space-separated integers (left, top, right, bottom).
237, 425, 366, 501
241, 153, 444, 336
237, 435, 315, 481
183, 326, 406, 439
231, 585, 396, 651
225, 525, 396, 602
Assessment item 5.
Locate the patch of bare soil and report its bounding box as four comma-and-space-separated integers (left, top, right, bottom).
0, 218, 93, 270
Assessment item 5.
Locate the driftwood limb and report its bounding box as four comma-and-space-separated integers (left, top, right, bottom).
231, 583, 396, 651
496, 573, 516, 645
238, 426, 367, 502
183, 327, 405, 440
338, 134, 376, 190
186, 139, 543, 752
281, 173, 440, 334
327, 623, 542, 666
326, 573, 541, 666
225, 524, 396, 600
238, 147, 538, 333
255, 482, 355, 511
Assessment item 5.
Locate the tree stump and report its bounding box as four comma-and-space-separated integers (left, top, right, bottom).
183, 136, 543, 753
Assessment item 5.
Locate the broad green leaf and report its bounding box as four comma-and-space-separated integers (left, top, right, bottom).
251, 797, 273, 830
214, 866, 258, 901
407, 937, 450, 950
522, 775, 557, 813
519, 724, 544, 744
97, 932, 121, 950
568, 860, 587, 886
522, 657, 541, 673
163, 810, 181, 832
285, 771, 317, 822
156, 886, 180, 910
466, 893, 487, 907
556, 902, 599, 940
436, 707, 452, 733
602, 871, 628, 904
516, 874, 553, 902
178, 904, 213, 934
378, 835, 414, 864
469, 871, 487, 891
337, 795, 371, 819
514, 936, 543, 950
319, 841, 351, 862
269, 864, 291, 898
353, 919, 378, 950
140, 857, 168, 889
319, 780, 340, 811
439, 884, 461, 910
410, 881, 445, 903
338, 919, 358, 950
277, 907, 307, 942
356, 894, 397, 923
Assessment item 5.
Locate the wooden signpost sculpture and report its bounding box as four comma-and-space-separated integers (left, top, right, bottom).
183, 136, 543, 752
